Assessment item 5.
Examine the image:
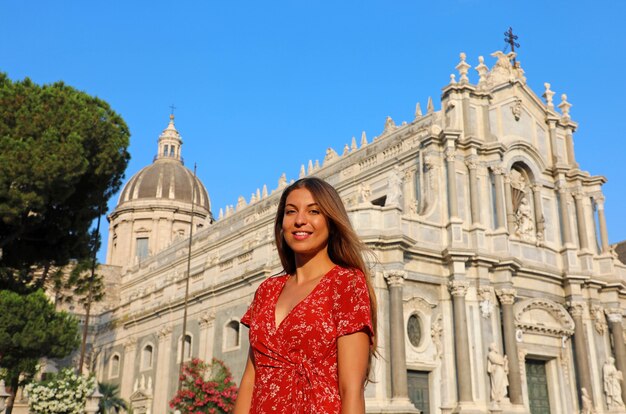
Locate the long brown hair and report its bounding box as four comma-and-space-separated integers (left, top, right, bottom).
274, 177, 378, 366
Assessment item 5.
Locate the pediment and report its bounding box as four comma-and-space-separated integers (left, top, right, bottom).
129, 389, 152, 401
514, 298, 574, 337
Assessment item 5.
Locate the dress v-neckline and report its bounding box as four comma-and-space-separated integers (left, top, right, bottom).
273, 265, 337, 331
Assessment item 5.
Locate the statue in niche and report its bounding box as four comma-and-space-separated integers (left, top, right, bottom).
515, 196, 535, 241
581, 387, 596, 414
487, 343, 509, 404
386, 166, 403, 207
604, 357, 625, 408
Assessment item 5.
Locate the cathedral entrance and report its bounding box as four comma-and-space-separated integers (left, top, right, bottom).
525, 360, 551, 414
407, 370, 430, 414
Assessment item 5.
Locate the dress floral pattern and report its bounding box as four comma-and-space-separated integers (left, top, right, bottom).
241, 265, 373, 414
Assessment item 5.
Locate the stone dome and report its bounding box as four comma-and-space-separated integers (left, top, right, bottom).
116, 115, 211, 212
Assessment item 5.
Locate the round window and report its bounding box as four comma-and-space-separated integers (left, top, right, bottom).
407, 314, 422, 347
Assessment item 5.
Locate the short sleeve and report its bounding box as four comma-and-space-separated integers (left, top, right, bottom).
333, 269, 373, 339
240, 291, 257, 328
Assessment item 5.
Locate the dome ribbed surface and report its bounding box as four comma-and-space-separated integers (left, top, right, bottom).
118, 159, 210, 211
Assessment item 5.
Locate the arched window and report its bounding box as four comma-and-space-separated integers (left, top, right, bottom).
224, 320, 241, 350
170, 145, 176, 157
142, 344, 153, 370
177, 334, 193, 362
163, 144, 169, 157
109, 353, 120, 378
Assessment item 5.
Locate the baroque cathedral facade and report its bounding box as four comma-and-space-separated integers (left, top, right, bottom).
84, 51, 626, 414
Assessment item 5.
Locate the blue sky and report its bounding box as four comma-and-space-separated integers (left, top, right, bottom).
2, 1, 625, 262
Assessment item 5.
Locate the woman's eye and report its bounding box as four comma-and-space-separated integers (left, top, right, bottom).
285, 209, 296, 215
309, 210, 320, 215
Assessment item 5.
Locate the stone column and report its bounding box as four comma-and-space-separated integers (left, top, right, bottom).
573, 191, 589, 251
606, 309, 626, 403
569, 302, 594, 404
154, 325, 172, 412
120, 337, 137, 400
384, 270, 411, 402
199, 311, 216, 362
595, 195, 610, 253
565, 130, 577, 167
466, 159, 480, 225
449, 280, 473, 402
491, 166, 506, 230
531, 185, 546, 243
558, 187, 573, 245
446, 149, 459, 218
495, 288, 523, 405
503, 173, 516, 233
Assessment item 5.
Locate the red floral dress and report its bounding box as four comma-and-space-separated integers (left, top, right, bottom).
240, 265, 373, 414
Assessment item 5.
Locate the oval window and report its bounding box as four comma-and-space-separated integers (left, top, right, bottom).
407, 314, 422, 347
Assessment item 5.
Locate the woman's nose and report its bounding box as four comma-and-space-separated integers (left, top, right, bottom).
295, 212, 307, 225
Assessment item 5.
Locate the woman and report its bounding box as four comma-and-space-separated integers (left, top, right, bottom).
234, 177, 377, 414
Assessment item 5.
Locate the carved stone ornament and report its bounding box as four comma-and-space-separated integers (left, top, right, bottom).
604, 357, 625, 409
560, 345, 571, 385
590, 305, 608, 334
430, 313, 443, 361
514, 298, 575, 337
478, 287, 494, 318
490, 165, 504, 176
384, 270, 407, 287
448, 280, 469, 297
157, 325, 172, 341
200, 311, 216, 327
568, 301, 587, 318
445, 149, 456, 163
511, 97, 523, 121
124, 337, 138, 351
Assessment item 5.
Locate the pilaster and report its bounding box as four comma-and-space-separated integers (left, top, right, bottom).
607, 309, 626, 404
495, 288, 523, 405
568, 301, 594, 406
153, 325, 172, 413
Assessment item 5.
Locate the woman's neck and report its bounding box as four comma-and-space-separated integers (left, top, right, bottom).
293, 251, 335, 284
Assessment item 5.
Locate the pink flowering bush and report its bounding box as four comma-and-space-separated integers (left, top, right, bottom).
169, 358, 238, 414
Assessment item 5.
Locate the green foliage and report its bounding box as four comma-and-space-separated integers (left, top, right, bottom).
169, 358, 238, 414
98, 382, 128, 414
0, 290, 79, 396
0, 72, 130, 288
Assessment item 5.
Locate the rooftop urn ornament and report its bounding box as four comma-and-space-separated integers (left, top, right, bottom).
360, 131, 368, 146
455, 52, 471, 84
342, 143, 349, 156
475, 56, 489, 87
558, 94, 572, 119
449, 74, 457, 85
351, 136, 357, 151
543, 82, 555, 109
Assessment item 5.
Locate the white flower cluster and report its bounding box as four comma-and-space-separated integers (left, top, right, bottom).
24, 368, 96, 414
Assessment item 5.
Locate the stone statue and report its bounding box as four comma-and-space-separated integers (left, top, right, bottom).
604, 357, 625, 408
581, 387, 595, 414
487, 343, 509, 403
515, 196, 535, 241
358, 183, 371, 205
386, 166, 403, 207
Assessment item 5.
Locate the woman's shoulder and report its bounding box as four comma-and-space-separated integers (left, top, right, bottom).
255, 272, 288, 293
327, 265, 366, 285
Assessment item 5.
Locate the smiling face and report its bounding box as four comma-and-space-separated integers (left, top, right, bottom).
281, 187, 330, 264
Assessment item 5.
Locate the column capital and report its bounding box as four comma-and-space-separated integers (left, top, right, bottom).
448, 280, 469, 297
465, 159, 478, 170
490, 165, 504, 175
445, 148, 456, 162
199, 311, 216, 328
606, 308, 624, 324
157, 325, 172, 342
496, 288, 517, 305
124, 337, 137, 352
567, 301, 587, 317
593, 194, 606, 207
531, 183, 543, 192
384, 270, 407, 287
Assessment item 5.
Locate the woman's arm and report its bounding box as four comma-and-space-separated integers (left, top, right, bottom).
233, 348, 256, 414
338, 331, 370, 414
